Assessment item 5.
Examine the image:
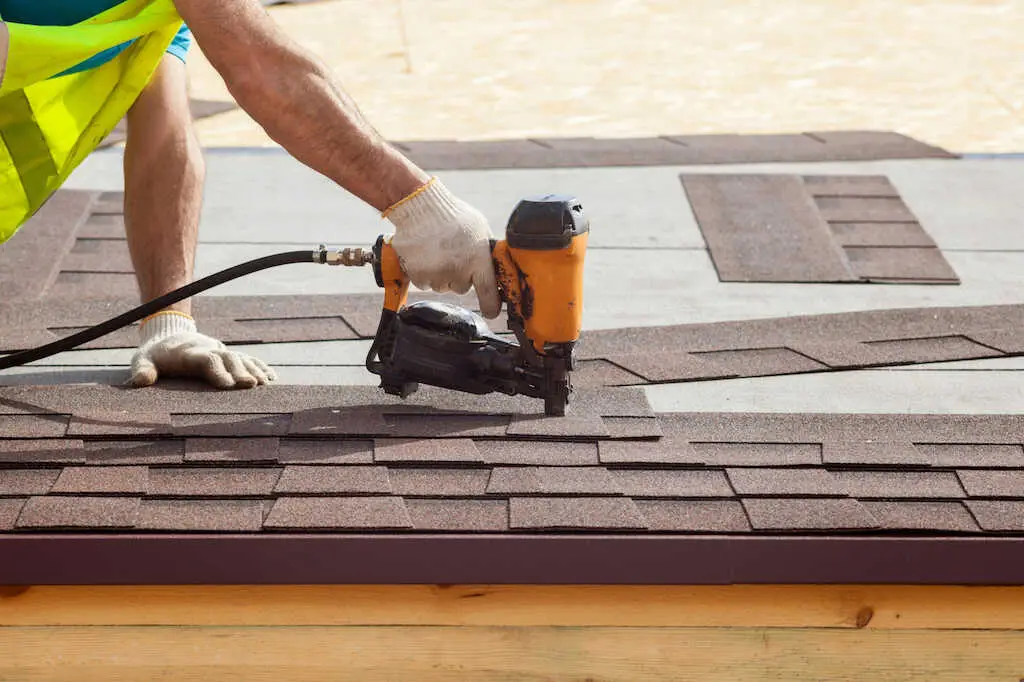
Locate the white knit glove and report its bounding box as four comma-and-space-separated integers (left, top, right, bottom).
129, 312, 276, 389
385, 177, 502, 318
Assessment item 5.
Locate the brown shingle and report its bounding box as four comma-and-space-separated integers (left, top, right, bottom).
0, 469, 60, 496
171, 413, 290, 437
743, 498, 878, 531
274, 465, 391, 495
692, 442, 822, 466
389, 468, 490, 496
50, 466, 148, 495
598, 437, 700, 465
0, 498, 26, 530
478, 440, 599, 466
17, 496, 139, 529
862, 501, 979, 532
68, 411, 172, 437
277, 439, 374, 464
380, 413, 510, 438
727, 468, 843, 496
137, 499, 263, 531
636, 500, 751, 532
486, 467, 621, 495
833, 471, 966, 499
916, 444, 1024, 468
0, 439, 85, 464
506, 415, 609, 438
264, 496, 412, 530
84, 440, 184, 465
0, 414, 69, 438
965, 501, 1024, 532
289, 408, 388, 436
510, 497, 644, 530
822, 441, 926, 466
406, 499, 509, 531
148, 467, 282, 497
185, 438, 280, 463
692, 348, 827, 377
957, 470, 1024, 498
613, 469, 734, 497
373, 438, 482, 463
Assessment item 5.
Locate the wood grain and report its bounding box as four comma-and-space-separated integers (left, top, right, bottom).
0, 625, 1021, 681
3, 585, 1024, 629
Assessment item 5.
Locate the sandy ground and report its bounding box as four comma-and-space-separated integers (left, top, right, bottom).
183, 0, 1024, 152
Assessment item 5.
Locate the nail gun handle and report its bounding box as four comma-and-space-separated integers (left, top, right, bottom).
372, 236, 410, 313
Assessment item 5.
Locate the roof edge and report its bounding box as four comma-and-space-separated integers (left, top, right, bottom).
1, 534, 1022, 585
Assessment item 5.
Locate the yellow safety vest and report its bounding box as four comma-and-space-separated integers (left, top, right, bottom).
0, 0, 183, 242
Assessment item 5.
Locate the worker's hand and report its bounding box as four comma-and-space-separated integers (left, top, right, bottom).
385, 178, 502, 318
129, 312, 276, 389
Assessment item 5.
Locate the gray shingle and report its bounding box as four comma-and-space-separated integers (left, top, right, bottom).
636, 500, 751, 532
406, 499, 509, 531
274, 465, 391, 495
138, 499, 264, 531
862, 501, 979, 532
17, 496, 139, 529
957, 470, 1024, 498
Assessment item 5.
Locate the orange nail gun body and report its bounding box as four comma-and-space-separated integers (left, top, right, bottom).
363, 195, 588, 416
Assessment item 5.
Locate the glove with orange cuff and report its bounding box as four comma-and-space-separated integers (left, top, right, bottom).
384, 177, 502, 319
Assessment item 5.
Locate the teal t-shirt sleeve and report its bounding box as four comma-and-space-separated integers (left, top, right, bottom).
0, 0, 192, 75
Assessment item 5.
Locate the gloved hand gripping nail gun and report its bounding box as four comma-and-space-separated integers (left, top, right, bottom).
324, 195, 589, 416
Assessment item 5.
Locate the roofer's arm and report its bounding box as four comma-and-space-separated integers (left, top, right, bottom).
172, 0, 501, 317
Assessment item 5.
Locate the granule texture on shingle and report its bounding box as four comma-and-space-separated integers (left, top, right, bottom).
743, 497, 878, 531
0, 469, 60, 496
274, 465, 391, 495
17, 496, 140, 529
184, 438, 280, 463
0, 439, 85, 464
510, 497, 644, 530
727, 468, 843, 496
147, 467, 282, 497
598, 437, 700, 465
965, 501, 1024, 532
486, 467, 620, 495
373, 438, 482, 463
264, 496, 412, 530
506, 415, 610, 438
406, 499, 509, 531
67, 411, 172, 437
137, 499, 264, 531
380, 413, 510, 438
833, 470, 966, 499
170, 413, 290, 437
0, 414, 69, 438
0, 498, 26, 530
957, 470, 1024, 498
916, 444, 1024, 468
288, 408, 388, 436
862, 501, 979, 532
613, 469, 734, 498
50, 466, 148, 495
277, 439, 374, 464
389, 468, 490, 496
477, 440, 599, 466
691, 442, 822, 466
84, 440, 184, 465
636, 500, 751, 532
822, 441, 926, 466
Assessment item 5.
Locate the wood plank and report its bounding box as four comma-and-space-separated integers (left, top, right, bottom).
0, 625, 1021, 681
4, 585, 1024, 629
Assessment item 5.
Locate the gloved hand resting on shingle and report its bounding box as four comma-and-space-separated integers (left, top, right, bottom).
129, 311, 276, 390
385, 177, 502, 319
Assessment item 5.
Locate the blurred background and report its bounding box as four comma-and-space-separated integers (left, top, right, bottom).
187, 0, 1023, 152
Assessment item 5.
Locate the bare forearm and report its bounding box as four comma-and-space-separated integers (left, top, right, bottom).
174, 0, 427, 211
